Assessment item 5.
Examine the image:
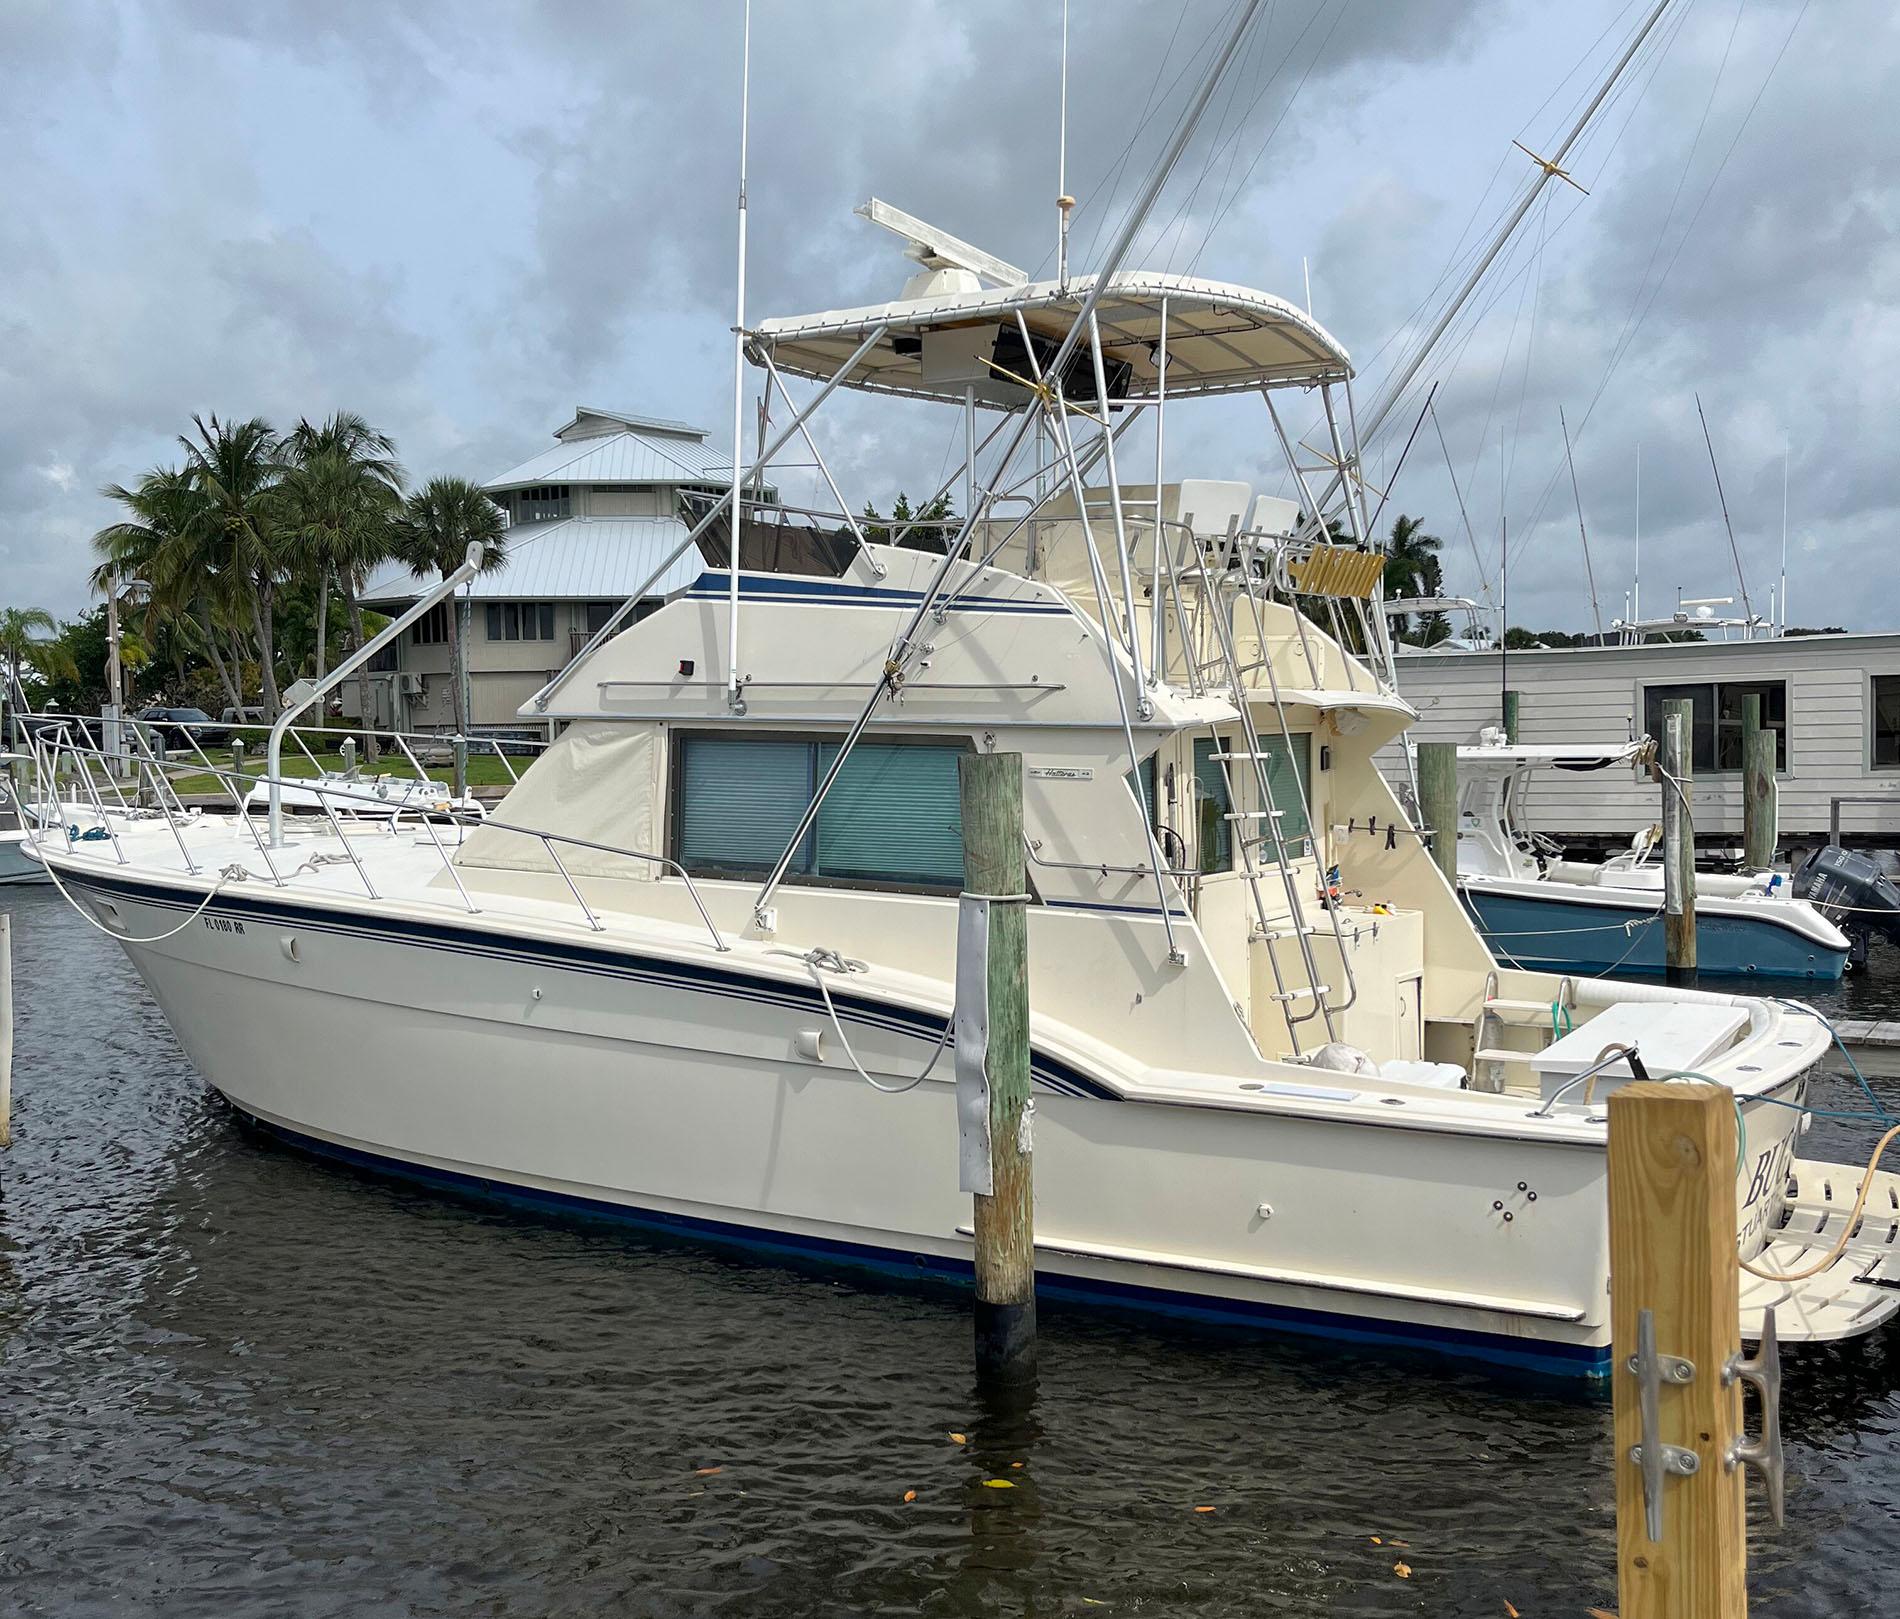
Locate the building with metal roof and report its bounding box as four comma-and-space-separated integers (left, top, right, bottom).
356, 407, 746, 735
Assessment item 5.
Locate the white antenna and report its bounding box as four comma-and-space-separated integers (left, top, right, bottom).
1632, 442, 1642, 626
725, 0, 753, 711
1056, 0, 1074, 288
1303, 256, 1313, 318
1779, 450, 1789, 636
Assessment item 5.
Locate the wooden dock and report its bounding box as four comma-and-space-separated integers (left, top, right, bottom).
1833, 1019, 1900, 1078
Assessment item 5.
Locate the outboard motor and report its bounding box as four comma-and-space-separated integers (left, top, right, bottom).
1794, 845, 1900, 970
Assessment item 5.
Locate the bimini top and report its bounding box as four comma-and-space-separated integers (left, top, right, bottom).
1457, 740, 1648, 771
753, 271, 1352, 406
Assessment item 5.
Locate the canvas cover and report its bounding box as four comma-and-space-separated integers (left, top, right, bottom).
454, 721, 660, 880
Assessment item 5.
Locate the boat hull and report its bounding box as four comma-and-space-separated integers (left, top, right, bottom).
1462, 882, 1848, 980
0, 833, 50, 886
65, 865, 1812, 1380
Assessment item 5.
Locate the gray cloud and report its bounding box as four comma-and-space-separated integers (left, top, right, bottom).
4, 0, 1893, 647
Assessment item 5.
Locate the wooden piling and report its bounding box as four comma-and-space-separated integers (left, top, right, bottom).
1502, 687, 1521, 744
453, 735, 469, 802
958, 750, 1036, 1386
231, 738, 246, 781
1609, 1081, 1748, 1618
1417, 741, 1459, 885
1661, 697, 1697, 985
1, 912, 12, 1149
1741, 694, 1776, 871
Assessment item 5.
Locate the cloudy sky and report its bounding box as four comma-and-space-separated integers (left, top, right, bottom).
4, 0, 1886, 635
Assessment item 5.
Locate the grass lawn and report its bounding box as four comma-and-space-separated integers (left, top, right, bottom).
111, 749, 524, 798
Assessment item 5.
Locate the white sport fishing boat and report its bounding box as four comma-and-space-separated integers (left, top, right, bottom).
28, 216, 1900, 1377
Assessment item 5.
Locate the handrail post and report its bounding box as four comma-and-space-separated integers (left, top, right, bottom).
1608, 1080, 1749, 1617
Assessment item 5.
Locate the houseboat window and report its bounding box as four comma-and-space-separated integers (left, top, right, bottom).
410, 602, 450, 646
1872, 675, 1900, 768
674, 735, 966, 891
1641, 681, 1786, 772
484, 602, 557, 642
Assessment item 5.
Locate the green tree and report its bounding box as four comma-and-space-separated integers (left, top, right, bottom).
1, 606, 78, 726
393, 477, 508, 736
861, 491, 956, 551
93, 464, 252, 717
1382, 513, 1444, 641
280, 412, 404, 756
179, 414, 287, 715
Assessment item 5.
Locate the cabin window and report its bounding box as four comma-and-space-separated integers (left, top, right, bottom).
1874, 676, 1900, 768
1258, 731, 1313, 859
1191, 739, 1233, 872
673, 734, 967, 891
410, 602, 450, 646
1641, 681, 1786, 772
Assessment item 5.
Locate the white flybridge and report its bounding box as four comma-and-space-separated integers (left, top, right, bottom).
25, 0, 1899, 1374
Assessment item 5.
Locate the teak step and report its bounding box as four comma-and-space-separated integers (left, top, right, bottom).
1483, 997, 1567, 1017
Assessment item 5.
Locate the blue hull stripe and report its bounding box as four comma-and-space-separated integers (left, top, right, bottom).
683, 571, 1071, 616
64, 866, 1119, 1099
237, 1107, 1612, 1381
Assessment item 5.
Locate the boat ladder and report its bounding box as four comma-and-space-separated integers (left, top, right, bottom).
1471, 971, 1577, 1092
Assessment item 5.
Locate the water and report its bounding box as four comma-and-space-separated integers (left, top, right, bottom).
2, 887, 1897, 1617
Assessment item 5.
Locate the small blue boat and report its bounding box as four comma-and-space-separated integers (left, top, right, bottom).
1455, 741, 1849, 981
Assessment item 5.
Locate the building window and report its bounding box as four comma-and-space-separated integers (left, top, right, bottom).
518, 484, 571, 523
484, 602, 557, 642
673, 734, 968, 891
411, 603, 450, 646
1874, 676, 1900, 768
1642, 681, 1786, 772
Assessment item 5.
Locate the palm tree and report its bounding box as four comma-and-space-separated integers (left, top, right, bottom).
280, 413, 404, 755
392, 477, 507, 736
0, 607, 78, 728
93, 465, 251, 717
180, 414, 286, 715
1383, 513, 1444, 640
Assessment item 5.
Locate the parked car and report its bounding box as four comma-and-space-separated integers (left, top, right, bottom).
219, 705, 266, 725
134, 706, 231, 749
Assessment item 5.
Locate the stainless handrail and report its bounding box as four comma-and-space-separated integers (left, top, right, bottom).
27, 737, 731, 955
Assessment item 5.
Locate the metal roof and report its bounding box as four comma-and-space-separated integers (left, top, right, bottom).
554, 406, 710, 440
484, 426, 733, 491
359, 516, 702, 606
756, 270, 1352, 405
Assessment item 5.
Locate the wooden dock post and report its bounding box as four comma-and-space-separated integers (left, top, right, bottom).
1, 912, 13, 1149
958, 750, 1036, 1386
1502, 687, 1521, 744
453, 734, 468, 802
1609, 1081, 1749, 1617
1661, 697, 1697, 985
231, 738, 246, 782
1741, 694, 1776, 871
1418, 740, 1459, 885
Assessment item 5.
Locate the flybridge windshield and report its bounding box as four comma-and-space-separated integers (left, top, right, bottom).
680, 491, 859, 578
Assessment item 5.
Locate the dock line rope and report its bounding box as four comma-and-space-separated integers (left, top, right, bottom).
770, 946, 954, 1095
38, 850, 253, 943
1659, 1058, 1900, 1285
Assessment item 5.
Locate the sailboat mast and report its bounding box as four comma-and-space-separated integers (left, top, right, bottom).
1561, 406, 1604, 643
1633, 442, 1642, 632
1780, 451, 1789, 636
1695, 392, 1755, 628
725, 0, 753, 712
